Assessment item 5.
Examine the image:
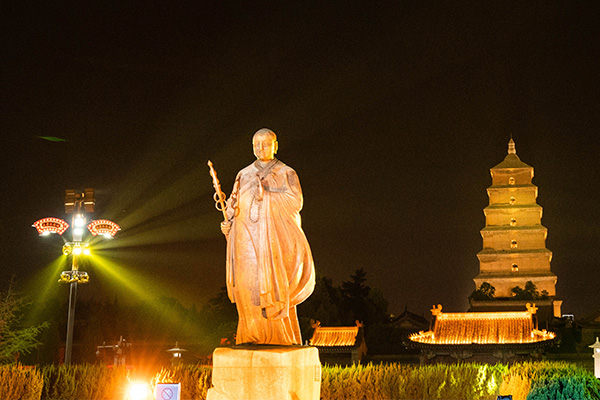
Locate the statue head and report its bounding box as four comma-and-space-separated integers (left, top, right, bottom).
252, 128, 278, 162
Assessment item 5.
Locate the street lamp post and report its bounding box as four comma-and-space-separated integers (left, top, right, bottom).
33, 188, 120, 364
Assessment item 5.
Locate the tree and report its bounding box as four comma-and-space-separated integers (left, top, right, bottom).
0, 286, 48, 363
511, 281, 546, 300
200, 287, 237, 345
340, 268, 390, 327
470, 282, 496, 300
340, 268, 371, 325
298, 275, 344, 339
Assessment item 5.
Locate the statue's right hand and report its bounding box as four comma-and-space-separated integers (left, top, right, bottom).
220, 221, 231, 237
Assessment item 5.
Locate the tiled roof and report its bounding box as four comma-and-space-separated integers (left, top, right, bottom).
310, 326, 359, 347
410, 306, 554, 345
492, 153, 532, 170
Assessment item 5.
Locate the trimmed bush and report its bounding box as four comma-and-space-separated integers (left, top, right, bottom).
0, 364, 43, 400
524, 361, 600, 400
0, 360, 597, 400
321, 362, 504, 400
39, 364, 130, 400
499, 362, 532, 400
153, 365, 212, 400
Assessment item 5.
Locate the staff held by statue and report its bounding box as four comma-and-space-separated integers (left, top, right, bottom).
207, 160, 228, 222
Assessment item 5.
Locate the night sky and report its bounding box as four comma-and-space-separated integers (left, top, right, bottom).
2, 3, 599, 320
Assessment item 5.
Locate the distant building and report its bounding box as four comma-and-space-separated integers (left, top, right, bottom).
410, 304, 555, 364
579, 309, 600, 354
309, 321, 367, 365
470, 139, 562, 324
389, 307, 430, 354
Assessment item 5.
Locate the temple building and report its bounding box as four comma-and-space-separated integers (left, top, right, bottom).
410, 304, 555, 363
408, 140, 560, 363
470, 139, 562, 324
309, 321, 367, 365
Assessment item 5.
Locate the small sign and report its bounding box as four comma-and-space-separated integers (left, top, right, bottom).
156, 383, 180, 400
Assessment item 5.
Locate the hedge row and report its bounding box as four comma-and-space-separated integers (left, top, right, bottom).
0, 361, 598, 400
0, 364, 129, 400
0, 365, 43, 400
320, 363, 506, 400
152, 365, 212, 400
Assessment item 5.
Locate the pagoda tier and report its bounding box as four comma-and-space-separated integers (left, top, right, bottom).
473, 139, 558, 305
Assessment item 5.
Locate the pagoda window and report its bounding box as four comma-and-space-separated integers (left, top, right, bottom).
510, 218, 517, 226
511, 240, 518, 249
509, 177, 515, 185
510, 197, 516, 205
512, 264, 519, 272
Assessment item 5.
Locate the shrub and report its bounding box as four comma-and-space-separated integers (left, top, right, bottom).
40, 364, 129, 400
524, 361, 600, 400
0, 364, 43, 400
499, 362, 532, 400
321, 362, 503, 400
152, 364, 212, 400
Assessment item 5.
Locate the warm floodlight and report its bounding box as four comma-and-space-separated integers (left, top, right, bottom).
87, 219, 121, 238
128, 382, 150, 400
74, 214, 86, 227
65, 188, 95, 214
33, 217, 70, 235
65, 190, 77, 214
62, 244, 72, 255
83, 188, 95, 212
63, 242, 91, 257
58, 271, 89, 284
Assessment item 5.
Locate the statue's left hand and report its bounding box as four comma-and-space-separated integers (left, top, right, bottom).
220, 221, 231, 237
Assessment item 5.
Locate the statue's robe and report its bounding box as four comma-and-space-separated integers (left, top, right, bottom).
225, 158, 315, 345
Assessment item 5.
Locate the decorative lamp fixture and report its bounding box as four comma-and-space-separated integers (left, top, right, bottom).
62, 243, 91, 257
65, 188, 95, 214
32, 218, 70, 235
167, 342, 187, 365
58, 271, 90, 284
87, 219, 121, 238
590, 337, 600, 379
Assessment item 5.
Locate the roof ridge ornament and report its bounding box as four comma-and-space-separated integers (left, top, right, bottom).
508, 138, 516, 155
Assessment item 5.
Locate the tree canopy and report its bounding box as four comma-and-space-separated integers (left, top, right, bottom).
0, 287, 48, 364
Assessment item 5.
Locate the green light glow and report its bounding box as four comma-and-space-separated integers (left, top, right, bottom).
88, 254, 164, 302
24, 256, 69, 321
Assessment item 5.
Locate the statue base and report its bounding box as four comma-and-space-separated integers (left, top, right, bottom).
207, 345, 321, 400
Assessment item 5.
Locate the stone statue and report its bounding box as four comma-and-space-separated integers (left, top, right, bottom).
218, 128, 315, 345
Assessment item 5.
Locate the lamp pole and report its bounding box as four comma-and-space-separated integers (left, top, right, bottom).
64, 207, 84, 364
33, 188, 120, 364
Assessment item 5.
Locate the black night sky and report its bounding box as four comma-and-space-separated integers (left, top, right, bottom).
2, 3, 599, 320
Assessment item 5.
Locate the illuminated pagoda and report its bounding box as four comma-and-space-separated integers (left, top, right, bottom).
410, 304, 555, 363
470, 139, 562, 324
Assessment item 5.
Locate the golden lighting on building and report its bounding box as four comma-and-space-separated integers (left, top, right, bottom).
410, 304, 555, 345
310, 326, 359, 347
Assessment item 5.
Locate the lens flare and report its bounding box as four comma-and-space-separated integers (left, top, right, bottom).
127, 382, 149, 400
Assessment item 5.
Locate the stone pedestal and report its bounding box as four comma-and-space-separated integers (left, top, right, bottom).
207, 346, 321, 400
